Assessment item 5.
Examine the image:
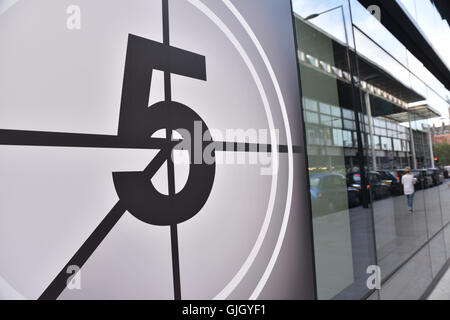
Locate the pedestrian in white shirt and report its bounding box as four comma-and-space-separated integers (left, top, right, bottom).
401, 167, 417, 213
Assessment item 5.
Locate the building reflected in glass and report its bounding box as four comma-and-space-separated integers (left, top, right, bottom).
292, 0, 450, 300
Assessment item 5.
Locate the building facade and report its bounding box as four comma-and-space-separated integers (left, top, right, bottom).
432, 123, 450, 145
294, 0, 450, 300
0, 0, 449, 300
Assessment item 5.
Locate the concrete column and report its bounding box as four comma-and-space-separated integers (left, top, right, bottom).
408, 112, 418, 170
427, 125, 435, 168
365, 92, 377, 170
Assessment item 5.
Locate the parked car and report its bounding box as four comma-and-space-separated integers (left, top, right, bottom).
444, 166, 450, 179
347, 187, 361, 208
309, 173, 352, 215
377, 170, 403, 195
439, 171, 445, 183
347, 171, 390, 200
427, 168, 444, 186
393, 169, 406, 183
393, 169, 433, 190
412, 169, 433, 189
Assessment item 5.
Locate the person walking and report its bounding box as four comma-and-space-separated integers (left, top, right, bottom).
401, 167, 417, 213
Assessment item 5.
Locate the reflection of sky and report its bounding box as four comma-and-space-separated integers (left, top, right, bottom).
349, 0, 408, 66
353, 28, 410, 89
292, 0, 354, 47
0, 0, 19, 16
398, 0, 450, 71
292, 0, 449, 124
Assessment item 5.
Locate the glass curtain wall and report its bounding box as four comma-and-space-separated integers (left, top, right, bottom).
350, 0, 450, 299
293, 0, 450, 300
292, 0, 377, 300
350, 16, 431, 285
397, 0, 450, 72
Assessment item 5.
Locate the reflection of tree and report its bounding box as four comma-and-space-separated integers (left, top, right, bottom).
433, 142, 450, 165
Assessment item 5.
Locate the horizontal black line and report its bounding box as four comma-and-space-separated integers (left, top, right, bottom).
209, 142, 303, 154
0, 129, 169, 150
0, 129, 304, 154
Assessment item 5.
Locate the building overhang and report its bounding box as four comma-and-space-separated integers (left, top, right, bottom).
384, 103, 442, 123
296, 17, 425, 111
357, 0, 450, 91
430, 0, 450, 24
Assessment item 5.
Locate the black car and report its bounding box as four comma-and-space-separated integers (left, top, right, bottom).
444, 166, 450, 179
310, 173, 357, 215
377, 170, 403, 195
347, 171, 391, 200
347, 187, 361, 208
394, 169, 433, 190
393, 169, 406, 182
413, 169, 433, 189
427, 168, 444, 186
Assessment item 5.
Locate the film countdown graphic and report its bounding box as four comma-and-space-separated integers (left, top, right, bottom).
0, 0, 299, 300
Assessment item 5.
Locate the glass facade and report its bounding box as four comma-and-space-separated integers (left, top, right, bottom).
397, 0, 450, 72
292, 0, 450, 299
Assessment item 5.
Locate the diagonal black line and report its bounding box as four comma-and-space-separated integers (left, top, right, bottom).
38, 201, 126, 300
142, 146, 173, 178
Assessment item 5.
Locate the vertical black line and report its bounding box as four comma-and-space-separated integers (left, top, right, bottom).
167, 108, 179, 301
162, 0, 170, 46
167, 136, 181, 299
162, 0, 181, 300
162, 0, 172, 102
170, 224, 182, 300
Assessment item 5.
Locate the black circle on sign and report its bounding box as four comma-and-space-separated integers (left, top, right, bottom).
113, 100, 216, 226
